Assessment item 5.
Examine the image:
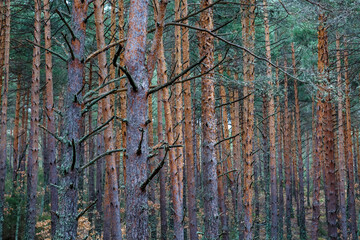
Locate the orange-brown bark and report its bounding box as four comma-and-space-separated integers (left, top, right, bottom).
93, 0, 122, 238
241, 0, 256, 238
43, 0, 58, 235
118, 0, 127, 184
291, 43, 306, 237
158, 37, 184, 239
218, 54, 234, 184
199, 0, 220, 237
109, 0, 121, 182
216, 115, 229, 240
174, 0, 184, 211
182, 0, 198, 236
276, 60, 284, 237
263, 1, 278, 237
283, 57, 292, 239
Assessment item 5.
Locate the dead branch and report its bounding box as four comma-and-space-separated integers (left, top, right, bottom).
79, 116, 115, 144
85, 39, 127, 63
56, 9, 76, 40
147, 56, 206, 95
81, 149, 126, 171
39, 124, 68, 144
119, 65, 138, 92
77, 199, 98, 220
140, 145, 169, 191
25, 39, 67, 62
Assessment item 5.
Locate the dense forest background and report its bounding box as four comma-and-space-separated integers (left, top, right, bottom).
0, 0, 360, 239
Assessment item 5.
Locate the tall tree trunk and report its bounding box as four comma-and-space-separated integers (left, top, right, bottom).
263, 2, 278, 237
118, 0, 127, 186
199, 0, 220, 238
262, 95, 271, 238
344, 38, 357, 240
276, 61, 284, 239
13, 76, 21, 183
315, 18, 337, 238
323, 98, 337, 239
21, 91, 30, 172
158, 35, 184, 239
291, 113, 298, 223
157, 66, 167, 239
95, 105, 104, 235
312, 72, 324, 240
26, 0, 41, 238
230, 75, 241, 230
218, 57, 232, 240
109, 0, 120, 183
173, 2, 185, 238
55, 1, 88, 238
43, 0, 58, 235
216, 112, 229, 240
18, 93, 26, 173
316, 22, 338, 238
93, 0, 122, 238
283, 56, 292, 240
182, 0, 198, 236
241, 0, 256, 238
253, 129, 261, 239
124, 0, 149, 237
148, 99, 157, 240
147, 6, 157, 235
291, 43, 306, 239
0, 0, 10, 237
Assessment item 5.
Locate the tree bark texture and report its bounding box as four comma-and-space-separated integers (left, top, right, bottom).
26, 0, 41, 238
241, 0, 256, 238
43, 0, 58, 235
263, 2, 278, 237
199, 0, 220, 238
93, 0, 122, 238
124, 0, 149, 237
55, 1, 88, 239
291, 43, 306, 239
182, 0, 198, 236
